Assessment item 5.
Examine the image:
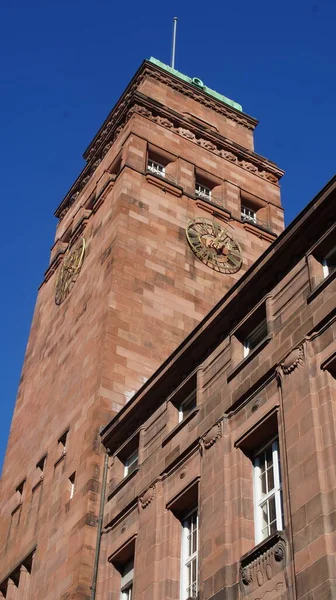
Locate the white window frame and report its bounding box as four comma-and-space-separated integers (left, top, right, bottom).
322, 245, 336, 278
180, 509, 198, 600
120, 558, 134, 600
253, 438, 283, 544
195, 182, 211, 200
178, 391, 197, 423
124, 450, 138, 478
243, 319, 267, 358
241, 205, 257, 224
147, 159, 165, 177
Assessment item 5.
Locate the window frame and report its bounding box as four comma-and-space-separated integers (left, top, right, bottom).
147, 158, 166, 177
120, 558, 134, 600
253, 438, 283, 544
178, 391, 197, 423
322, 244, 336, 279
123, 449, 139, 478
180, 508, 198, 600
243, 319, 268, 358
241, 205, 257, 224
195, 182, 211, 200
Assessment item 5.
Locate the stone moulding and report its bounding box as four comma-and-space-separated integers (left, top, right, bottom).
240, 532, 287, 599
199, 420, 222, 454
276, 344, 305, 380
138, 484, 156, 510
55, 66, 283, 221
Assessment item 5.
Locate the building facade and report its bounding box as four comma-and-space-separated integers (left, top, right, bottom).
0, 59, 285, 599
98, 179, 336, 600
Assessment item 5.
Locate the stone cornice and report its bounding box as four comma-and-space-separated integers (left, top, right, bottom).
83, 60, 258, 163
55, 88, 283, 221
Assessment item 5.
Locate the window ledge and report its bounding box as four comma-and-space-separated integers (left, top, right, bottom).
227, 334, 272, 382
240, 530, 287, 570
145, 172, 183, 197
162, 408, 199, 447
107, 466, 139, 501
307, 267, 336, 303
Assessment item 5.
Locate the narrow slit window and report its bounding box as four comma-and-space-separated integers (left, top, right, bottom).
36, 454, 47, 473
58, 429, 69, 453
69, 472, 76, 500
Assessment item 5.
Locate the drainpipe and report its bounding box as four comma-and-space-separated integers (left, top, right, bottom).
90, 448, 110, 600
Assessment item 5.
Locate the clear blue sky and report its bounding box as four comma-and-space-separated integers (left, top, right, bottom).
0, 0, 335, 473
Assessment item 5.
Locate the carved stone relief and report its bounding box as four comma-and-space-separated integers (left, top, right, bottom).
240, 533, 288, 599
138, 484, 156, 510
199, 421, 222, 454
276, 344, 305, 380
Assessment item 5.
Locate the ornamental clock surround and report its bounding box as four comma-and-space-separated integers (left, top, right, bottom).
186, 217, 242, 274
55, 237, 86, 305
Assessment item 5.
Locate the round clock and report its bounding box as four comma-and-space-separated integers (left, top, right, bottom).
186, 217, 242, 274
55, 237, 86, 305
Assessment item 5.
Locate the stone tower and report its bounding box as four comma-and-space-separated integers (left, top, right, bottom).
0, 58, 284, 599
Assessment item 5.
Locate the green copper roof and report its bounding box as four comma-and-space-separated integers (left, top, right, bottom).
149, 57, 242, 112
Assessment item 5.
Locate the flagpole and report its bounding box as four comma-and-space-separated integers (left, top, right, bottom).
171, 17, 178, 69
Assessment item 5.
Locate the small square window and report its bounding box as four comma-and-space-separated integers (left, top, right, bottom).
244, 319, 268, 358
124, 450, 138, 478
195, 182, 211, 200
241, 205, 256, 224
322, 245, 336, 279
147, 159, 165, 177
179, 391, 197, 423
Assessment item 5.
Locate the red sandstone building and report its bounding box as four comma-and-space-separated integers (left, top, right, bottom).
0, 58, 335, 600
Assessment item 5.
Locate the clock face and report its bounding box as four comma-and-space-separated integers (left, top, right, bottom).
55, 237, 86, 305
186, 218, 242, 274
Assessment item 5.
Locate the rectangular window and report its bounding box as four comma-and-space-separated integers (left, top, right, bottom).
244, 319, 268, 358
124, 450, 138, 478
181, 509, 198, 600
195, 182, 211, 200
147, 159, 165, 177
253, 439, 283, 543
179, 391, 196, 423
241, 205, 256, 224
120, 558, 134, 600
322, 245, 336, 278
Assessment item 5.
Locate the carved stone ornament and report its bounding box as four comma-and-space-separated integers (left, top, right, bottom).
240, 532, 287, 599
55, 237, 85, 305
57, 89, 282, 221
186, 218, 242, 274
138, 484, 156, 510
277, 344, 304, 379
200, 421, 222, 455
